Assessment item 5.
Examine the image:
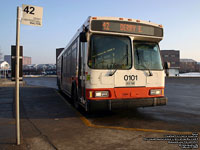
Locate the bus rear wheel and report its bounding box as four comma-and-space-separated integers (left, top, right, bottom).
73, 88, 79, 109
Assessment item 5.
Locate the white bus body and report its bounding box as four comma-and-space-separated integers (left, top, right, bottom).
57, 16, 167, 112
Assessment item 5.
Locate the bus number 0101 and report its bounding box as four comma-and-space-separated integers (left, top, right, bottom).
124, 75, 138, 81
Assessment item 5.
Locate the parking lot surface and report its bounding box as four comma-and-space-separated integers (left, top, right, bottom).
0, 77, 199, 150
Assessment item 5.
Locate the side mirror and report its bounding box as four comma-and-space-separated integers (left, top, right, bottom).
164, 62, 170, 69
80, 32, 87, 42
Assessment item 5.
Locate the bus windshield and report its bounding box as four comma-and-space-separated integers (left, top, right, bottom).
134, 41, 163, 70
88, 35, 132, 69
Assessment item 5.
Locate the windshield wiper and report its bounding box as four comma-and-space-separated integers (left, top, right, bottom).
109, 45, 129, 76
147, 68, 153, 76
141, 64, 153, 76
109, 55, 128, 76
109, 54, 127, 76
109, 64, 117, 76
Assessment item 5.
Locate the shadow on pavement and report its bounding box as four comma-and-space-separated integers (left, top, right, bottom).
19, 87, 77, 119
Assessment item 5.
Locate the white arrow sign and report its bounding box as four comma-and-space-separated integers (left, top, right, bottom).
21, 4, 43, 27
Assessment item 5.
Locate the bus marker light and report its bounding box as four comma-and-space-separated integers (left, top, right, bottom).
89, 91, 93, 98
162, 89, 164, 95
136, 20, 140, 23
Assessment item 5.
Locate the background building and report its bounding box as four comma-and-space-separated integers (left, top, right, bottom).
180, 59, 198, 73
4, 55, 11, 66
23, 56, 32, 65
160, 50, 180, 76
4, 55, 32, 66
197, 62, 200, 72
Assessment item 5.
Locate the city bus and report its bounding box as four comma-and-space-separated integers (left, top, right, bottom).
57, 16, 167, 112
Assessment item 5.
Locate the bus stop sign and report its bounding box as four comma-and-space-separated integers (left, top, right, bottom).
21, 4, 43, 27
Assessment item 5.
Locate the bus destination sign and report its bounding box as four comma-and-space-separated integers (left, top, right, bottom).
91, 20, 163, 37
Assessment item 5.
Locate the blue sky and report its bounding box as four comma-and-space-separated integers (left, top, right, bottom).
0, 0, 200, 64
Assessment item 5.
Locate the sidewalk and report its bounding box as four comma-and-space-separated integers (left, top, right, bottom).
0, 85, 85, 150
0, 87, 26, 150
0, 78, 26, 87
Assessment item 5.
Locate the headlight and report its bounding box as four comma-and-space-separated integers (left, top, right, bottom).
95, 91, 109, 98
150, 89, 161, 95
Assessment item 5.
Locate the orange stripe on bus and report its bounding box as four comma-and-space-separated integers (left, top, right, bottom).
86, 87, 165, 100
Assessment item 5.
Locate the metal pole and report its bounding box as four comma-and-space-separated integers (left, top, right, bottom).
4, 69, 6, 79
15, 6, 21, 145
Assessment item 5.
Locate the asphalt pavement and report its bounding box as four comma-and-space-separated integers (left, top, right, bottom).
85, 77, 200, 132
24, 77, 200, 132
0, 77, 199, 150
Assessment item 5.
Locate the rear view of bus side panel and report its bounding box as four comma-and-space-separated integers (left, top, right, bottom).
70, 39, 78, 92
58, 38, 79, 96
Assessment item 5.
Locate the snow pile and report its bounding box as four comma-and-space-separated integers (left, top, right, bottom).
179, 72, 200, 77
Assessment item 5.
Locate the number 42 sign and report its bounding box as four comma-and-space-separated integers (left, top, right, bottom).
21, 4, 43, 27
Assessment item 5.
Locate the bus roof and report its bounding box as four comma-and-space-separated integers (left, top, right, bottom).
88, 16, 163, 28
88, 16, 163, 38
57, 16, 163, 59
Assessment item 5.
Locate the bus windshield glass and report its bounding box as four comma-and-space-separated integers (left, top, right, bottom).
134, 41, 163, 70
88, 35, 132, 69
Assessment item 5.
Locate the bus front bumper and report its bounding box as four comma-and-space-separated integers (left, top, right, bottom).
88, 97, 168, 111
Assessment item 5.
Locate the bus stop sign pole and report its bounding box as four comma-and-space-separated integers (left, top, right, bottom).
15, 6, 21, 145
15, 4, 43, 145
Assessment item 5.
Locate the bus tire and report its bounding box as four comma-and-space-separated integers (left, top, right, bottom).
85, 100, 91, 113
72, 86, 79, 109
